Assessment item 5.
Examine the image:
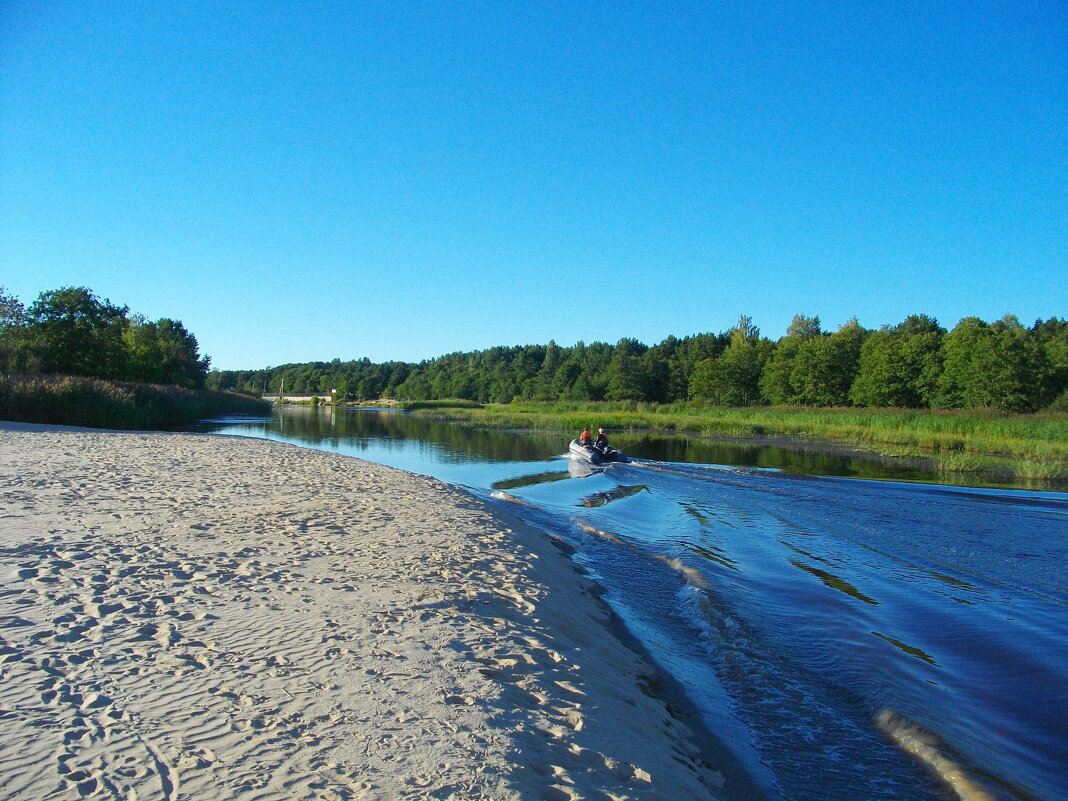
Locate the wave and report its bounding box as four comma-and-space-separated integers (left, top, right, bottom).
489, 489, 537, 507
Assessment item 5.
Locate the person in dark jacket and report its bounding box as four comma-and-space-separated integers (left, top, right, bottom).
594, 428, 609, 453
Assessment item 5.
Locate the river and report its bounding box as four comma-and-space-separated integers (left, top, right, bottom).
190, 405, 1067, 801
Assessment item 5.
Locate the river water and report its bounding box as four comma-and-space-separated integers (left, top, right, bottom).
191, 406, 1067, 801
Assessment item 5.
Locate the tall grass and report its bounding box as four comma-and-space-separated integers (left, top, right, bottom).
409, 401, 1068, 482
0, 374, 269, 430
404, 399, 483, 410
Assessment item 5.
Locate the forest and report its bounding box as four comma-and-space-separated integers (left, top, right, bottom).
0, 286, 210, 389
207, 313, 1068, 415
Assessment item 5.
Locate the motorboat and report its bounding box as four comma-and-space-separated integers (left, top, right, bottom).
568, 439, 627, 464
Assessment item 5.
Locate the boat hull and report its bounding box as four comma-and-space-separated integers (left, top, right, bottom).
568, 439, 627, 464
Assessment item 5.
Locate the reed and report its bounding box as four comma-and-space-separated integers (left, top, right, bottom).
0, 374, 269, 430
404, 399, 483, 410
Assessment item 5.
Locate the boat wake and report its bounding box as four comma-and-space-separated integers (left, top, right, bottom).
875, 710, 998, 801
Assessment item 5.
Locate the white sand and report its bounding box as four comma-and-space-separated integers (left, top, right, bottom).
0, 423, 730, 801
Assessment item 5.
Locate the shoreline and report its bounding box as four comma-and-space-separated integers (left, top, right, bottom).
534, 534, 769, 801
0, 422, 761, 801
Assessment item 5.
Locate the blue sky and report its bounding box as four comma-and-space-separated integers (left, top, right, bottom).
2, 2, 1064, 370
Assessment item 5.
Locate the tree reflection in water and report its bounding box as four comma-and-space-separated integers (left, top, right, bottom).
257, 405, 943, 484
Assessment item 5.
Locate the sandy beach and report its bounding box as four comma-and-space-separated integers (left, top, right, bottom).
0, 423, 734, 801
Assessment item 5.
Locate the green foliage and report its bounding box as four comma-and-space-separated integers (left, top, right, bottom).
851, 316, 944, 408
0, 286, 210, 389
207, 311, 1068, 417
605, 338, 648, 401
1033, 318, 1068, 408
785, 313, 823, 338
1047, 388, 1068, 412
0, 288, 34, 373
123, 317, 210, 388
789, 319, 867, 406
935, 316, 1043, 413
759, 314, 823, 404
27, 287, 130, 379
690, 316, 772, 406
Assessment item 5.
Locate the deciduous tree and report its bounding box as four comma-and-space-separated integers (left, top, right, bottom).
761, 314, 822, 405
936, 316, 1042, 412
27, 287, 130, 379
851, 315, 943, 407
690, 315, 771, 406
790, 318, 866, 406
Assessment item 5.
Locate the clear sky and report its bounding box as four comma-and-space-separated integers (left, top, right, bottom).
2, 2, 1065, 370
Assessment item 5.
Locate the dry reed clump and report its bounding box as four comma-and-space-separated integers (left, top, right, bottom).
0, 374, 267, 430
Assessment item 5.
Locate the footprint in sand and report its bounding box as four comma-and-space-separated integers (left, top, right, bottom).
555, 706, 584, 732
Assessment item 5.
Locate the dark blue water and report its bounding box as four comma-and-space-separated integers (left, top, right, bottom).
193, 407, 1068, 801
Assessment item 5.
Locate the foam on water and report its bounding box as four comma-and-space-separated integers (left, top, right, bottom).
488, 489, 535, 507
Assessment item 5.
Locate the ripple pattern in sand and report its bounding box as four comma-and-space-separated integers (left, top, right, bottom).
0, 428, 723, 801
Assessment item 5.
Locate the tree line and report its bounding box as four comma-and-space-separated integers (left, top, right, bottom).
0, 286, 210, 389
208, 313, 1068, 414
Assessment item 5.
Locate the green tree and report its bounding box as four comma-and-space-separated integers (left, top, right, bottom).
396, 371, 431, 400
605, 338, 648, 401
670, 333, 729, 402
850, 315, 944, 408
124, 318, 210, 388
641, 335, 679, 403
356, 374, 381, 400
690, 316, 772, 406
790, 318, 867, 406
0, 288, 23, 325
550, 353, 584, 399
896, 321, 944, 407
761, 314, 822, 404
0, 287, 34, 373
27, 287, 130, 379
936, 315, 1042, 412
581, 342, 614, 401
1032, 318, 1068, 409
639, 346, 672, 403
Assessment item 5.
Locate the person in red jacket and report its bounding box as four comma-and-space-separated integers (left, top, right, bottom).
578, 426, 593, 447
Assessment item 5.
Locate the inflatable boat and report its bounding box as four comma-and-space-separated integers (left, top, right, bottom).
568, 439, 627, 464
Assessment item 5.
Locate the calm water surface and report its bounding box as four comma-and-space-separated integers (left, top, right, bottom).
192, 406, 1068, 801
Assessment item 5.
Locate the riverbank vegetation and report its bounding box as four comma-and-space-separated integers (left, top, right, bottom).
411, 401, 1068, 483
209, 313, 1068, 416
0, 374, 268, 430
1, 286, 266, 428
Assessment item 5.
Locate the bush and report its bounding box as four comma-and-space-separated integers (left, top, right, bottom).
1046, 388, 1068, 413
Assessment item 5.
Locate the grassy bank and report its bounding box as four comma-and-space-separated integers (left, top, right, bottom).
0, 374, 270, 430
409, 401, 1068, 483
